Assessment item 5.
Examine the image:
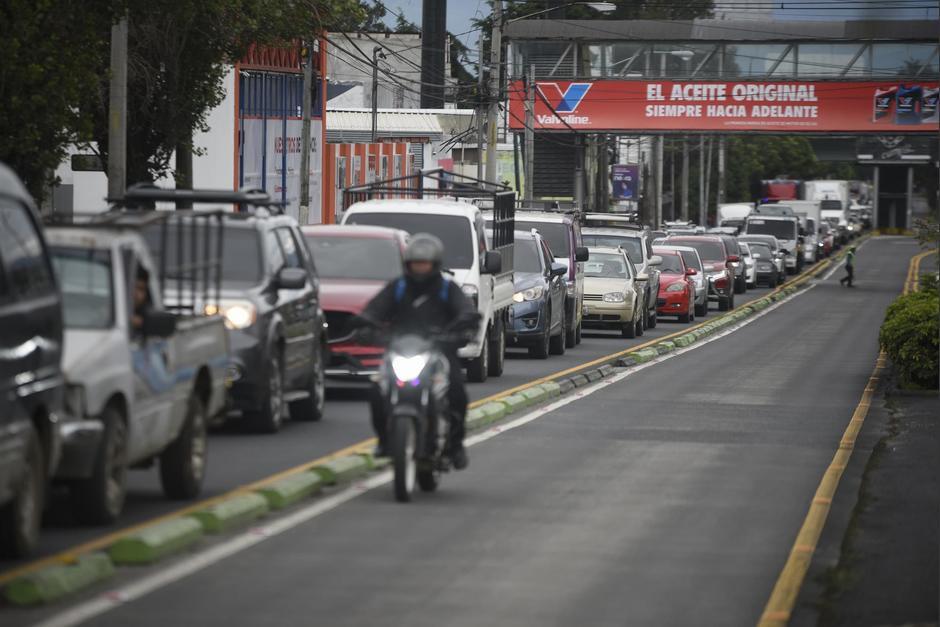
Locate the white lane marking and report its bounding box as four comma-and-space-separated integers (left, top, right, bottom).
35, 285, 813, 627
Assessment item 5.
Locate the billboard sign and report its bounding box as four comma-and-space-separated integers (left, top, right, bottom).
509, 80, 940, 133
611, 164, 639, 200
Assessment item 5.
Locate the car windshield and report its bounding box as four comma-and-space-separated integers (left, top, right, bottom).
346, 213, 474, 269
50, 246, 114, 329
582, 234, 642, 264
747, 219, 797, 240
670, 240, 724, 262
586, 252, 629, 278
514, 239, 543, 274
657, 254, 684, 273
522, 222, 569, 258
305, 235, 402, 281
749, 243, 773, 258
143, 224, 263, 287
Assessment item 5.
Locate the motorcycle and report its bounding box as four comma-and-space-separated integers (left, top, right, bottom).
332, 321, 478, 502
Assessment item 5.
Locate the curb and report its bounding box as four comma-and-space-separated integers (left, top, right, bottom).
3, 553, 114, 607
256, 472, 324, 510
109, 517, 204, 565
310, 455, 370, 486
190, 493, 269, 534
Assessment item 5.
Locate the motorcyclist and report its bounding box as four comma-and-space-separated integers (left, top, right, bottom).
355, 233, 479, 470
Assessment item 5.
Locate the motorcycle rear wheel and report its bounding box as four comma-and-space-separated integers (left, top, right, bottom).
392, 418, 417, 502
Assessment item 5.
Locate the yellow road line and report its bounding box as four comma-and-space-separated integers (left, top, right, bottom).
758, 245, 921, 627
0, 240, 856, 587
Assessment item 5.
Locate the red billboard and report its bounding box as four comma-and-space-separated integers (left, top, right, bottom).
508, 80, 940, 133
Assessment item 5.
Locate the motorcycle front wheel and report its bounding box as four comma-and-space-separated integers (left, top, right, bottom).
391, 417, 417, 502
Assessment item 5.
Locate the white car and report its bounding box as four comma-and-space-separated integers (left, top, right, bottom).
739, 242, 758, 287
653, 245, 708, 318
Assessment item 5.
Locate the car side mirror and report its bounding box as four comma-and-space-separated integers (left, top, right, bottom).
143, 310, 177, 338
648, 255, 663, 267
276, 267, 308, 290
778, 249, 790, 256
726, 255, 740, 263
482, 250, 502, 274
685, 267, 697, 276
575, 246, 590, 263
550, 262, 567, 278
635, 273, 649, 282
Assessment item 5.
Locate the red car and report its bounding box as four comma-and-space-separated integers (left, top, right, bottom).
653, 249, 697, 323
302, 225, 408, 383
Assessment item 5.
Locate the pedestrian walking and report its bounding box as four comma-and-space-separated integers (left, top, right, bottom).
839, 246, 856, 287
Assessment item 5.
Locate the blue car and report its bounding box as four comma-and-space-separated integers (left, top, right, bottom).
507, 230, 568, 359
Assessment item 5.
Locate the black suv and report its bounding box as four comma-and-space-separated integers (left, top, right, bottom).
0, 163, 64, 556
149, 210, 327, 433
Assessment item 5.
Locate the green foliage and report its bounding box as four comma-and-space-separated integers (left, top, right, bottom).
879, 289, 939, 389
0, 0, 112, 201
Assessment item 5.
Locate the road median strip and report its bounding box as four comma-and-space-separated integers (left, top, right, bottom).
4, 553, 114, 607
190, 493, 269, 534
109, 517, 204, 565
310, 455, 371, 486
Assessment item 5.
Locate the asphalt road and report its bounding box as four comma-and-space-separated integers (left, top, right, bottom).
31, 236, 914, 626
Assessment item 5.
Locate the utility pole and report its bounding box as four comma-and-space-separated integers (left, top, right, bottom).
655, 135, 664, 228
524, 66, 535, 201
299, 41, 314, 225
371, 46, 383, 143
698, 136, 705, 226
704, 136, 713, 226
477, 38, 485, 180
107, 15, 128, 200
717, 135, 726, 208
681, 139, 689, 221
485, 0, 503, 184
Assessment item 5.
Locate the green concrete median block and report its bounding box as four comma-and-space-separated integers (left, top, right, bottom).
109, 517, 204, 564
630, 348, 658, 363
256, 472, 324, 510
466, 407, 487, 427
673, 334, 694, 348
558, 378, 577, 393
310, 455, 370, 486
521, 386, 548, 405
541, 381, 563, 397
598, 364, 615, 378
585, 369, 604, 382
502, 393, 529, 413
656, 341, 676, 354
480, 401, 508, 422
4, 553, 114, 606
570, 374, 591, 387
190, 493, 269, 534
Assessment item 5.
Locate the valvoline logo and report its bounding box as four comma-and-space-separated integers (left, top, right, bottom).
537, 82, 592, 113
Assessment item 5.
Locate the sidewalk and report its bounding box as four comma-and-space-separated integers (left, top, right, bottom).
810, 376, 939, 626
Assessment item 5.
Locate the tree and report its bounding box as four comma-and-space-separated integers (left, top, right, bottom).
0, 0, 113, 201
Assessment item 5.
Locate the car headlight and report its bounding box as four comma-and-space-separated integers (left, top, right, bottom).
602, 292, 625, 303
513, 286, 544, 302
205, 301, 257, 330
391, 353, 429, 382
664, 283, 685, 292
461, 284, 479, 308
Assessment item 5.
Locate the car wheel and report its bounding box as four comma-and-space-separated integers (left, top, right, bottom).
647, 308, 657, 329
734, 274, 746, 294
466, 328, 489, 382
564, 302, 577, 349
718, 296, 730, 311
695, 299, 707, 318
71, 406, 127, 525
160, 392, 208, 500
487, 318, 505, 377
290, 344, 326, 422
636, 307, 645, 336
621, 316, 636, 339
679, 297, 691, 323
575, 321, 582, 344
529, 311, 550, 359
250, 350, 285, 433
549, 307, 566, 356
0, 424, 44, 557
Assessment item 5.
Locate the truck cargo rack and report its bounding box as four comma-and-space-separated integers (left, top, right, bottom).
112, 183, 285, 214
343, 169, 516, 276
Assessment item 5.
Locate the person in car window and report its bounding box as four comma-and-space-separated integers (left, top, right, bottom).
356, 234, 479, 470
131, 267, 153, 334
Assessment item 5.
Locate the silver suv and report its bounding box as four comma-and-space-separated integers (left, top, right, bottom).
581, 226, 662, 328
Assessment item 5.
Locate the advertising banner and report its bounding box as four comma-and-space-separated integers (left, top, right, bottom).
508, 80, 940, 133
611, 164, 639, 200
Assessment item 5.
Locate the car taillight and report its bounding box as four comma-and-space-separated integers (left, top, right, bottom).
715, 276, 729, 289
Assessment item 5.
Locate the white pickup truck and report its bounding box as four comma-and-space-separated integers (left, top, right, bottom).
46, 219, 229, 524
343, 198, 513, 382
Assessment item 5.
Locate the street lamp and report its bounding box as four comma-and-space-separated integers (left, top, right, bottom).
485, 1, 616, 185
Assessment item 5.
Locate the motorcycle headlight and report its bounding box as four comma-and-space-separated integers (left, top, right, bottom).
205, 301, 257, 330
602, 292, 625, 303
665, 282, 685, 292
513, 286, 544, 302
391, 354, 429, 382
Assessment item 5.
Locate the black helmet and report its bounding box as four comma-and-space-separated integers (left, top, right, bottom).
404, 233, 444, 284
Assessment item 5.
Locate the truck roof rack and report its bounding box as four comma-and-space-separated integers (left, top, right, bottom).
111, 183, 285, 214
